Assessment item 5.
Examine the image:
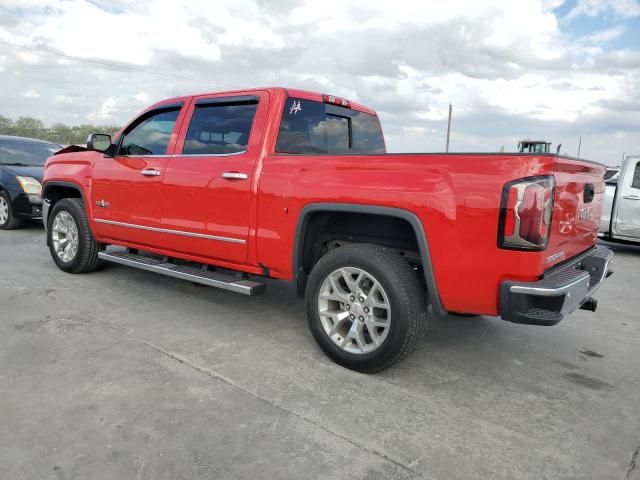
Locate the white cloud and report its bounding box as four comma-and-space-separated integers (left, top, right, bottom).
0, 0, 638, 164
21, 89, 40, 98
579, 26, 626, 44
564, 0, 640, 20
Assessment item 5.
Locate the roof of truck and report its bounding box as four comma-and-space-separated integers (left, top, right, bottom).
149, 87, 377, 116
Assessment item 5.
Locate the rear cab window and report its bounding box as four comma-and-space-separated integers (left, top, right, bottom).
276, 97, 385, 154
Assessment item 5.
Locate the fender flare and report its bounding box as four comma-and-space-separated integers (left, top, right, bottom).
42, 181, 88, 236
292, 203, 446, 317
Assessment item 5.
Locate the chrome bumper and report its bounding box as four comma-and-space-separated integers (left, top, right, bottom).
500, 245, 614, 326
42, 199, 51, 233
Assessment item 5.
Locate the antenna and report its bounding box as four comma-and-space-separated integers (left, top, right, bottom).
577, 136, 582, 158
445, 103, 452, 153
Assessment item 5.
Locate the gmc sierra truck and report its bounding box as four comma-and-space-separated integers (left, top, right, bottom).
42, 87, 613, 372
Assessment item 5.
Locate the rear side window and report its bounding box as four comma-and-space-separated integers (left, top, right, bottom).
119, 108, 180, 156
632, 162, 640, 189
276, 98, 385, 154
183, 99, 258, 155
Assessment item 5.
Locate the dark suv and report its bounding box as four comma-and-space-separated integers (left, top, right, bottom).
0, 135, 61, 229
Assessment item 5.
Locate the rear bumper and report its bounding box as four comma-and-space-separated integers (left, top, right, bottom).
500, 245, 613, 326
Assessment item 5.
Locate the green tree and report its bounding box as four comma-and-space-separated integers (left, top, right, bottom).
12, 117, 46, 139
49, 123, 73, 145
0, 115, 121, 145
0, 115, 13, 134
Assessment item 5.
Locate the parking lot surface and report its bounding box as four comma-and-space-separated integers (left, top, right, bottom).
1, 225, 639, 480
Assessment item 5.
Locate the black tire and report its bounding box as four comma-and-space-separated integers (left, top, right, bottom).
47, 198, 102, 273
306, 243, 427, 373
0, 190, 23, 230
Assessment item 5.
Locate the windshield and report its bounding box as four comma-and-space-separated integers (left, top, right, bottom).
276, 98, 386, 154
0, 140, 61, 166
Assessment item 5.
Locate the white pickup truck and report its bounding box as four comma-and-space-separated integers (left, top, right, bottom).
600, 155, 640, 243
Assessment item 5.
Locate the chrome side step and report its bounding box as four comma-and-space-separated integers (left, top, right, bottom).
98, 251, 265, 296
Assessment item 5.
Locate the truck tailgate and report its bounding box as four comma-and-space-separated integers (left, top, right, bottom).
546, 158, 606, 266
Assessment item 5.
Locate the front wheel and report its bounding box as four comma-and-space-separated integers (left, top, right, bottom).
47, 198, 102, 273
306, 244, 427, 373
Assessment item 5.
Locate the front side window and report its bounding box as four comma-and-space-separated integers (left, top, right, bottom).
276, 98, 385, 155
183, 100, 258, 155
119, 108, 180, 156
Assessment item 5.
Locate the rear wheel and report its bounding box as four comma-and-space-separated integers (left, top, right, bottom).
0, 191, 23, 230
48, 198, 102, 273
306, 243, 427, 373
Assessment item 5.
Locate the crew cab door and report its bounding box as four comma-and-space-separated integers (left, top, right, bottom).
91, 103, 185, 246
613, 158, 640, 239
159, 92, 268, 264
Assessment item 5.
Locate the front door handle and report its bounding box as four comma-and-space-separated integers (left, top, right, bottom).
140, 169, 161, 177
622, 194, 640, 200
222, 172, 248, 180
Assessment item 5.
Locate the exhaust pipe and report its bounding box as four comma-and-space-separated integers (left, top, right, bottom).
580, 297, 598, 312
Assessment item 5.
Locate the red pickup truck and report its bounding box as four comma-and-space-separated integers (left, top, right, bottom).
42, 87, 613, 372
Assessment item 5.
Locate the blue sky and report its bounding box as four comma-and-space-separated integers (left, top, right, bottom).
557, 0, 640, 50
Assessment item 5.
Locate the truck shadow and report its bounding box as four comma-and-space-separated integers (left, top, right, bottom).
598, 239, 640, 254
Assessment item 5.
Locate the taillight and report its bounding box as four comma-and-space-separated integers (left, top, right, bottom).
498, 175, 555, 251
322, 94, 351, 108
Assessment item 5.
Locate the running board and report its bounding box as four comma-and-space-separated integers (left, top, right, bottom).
98, 251, 265, 296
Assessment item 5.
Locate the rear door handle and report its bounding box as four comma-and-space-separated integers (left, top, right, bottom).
622, 194, 640, 200
222, 172, 248, 180
140, 169, 161, 177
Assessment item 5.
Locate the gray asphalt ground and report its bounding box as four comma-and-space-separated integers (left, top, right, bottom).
1, 225, 638, 480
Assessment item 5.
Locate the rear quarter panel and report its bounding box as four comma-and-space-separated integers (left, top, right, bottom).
256, 153, 605, 315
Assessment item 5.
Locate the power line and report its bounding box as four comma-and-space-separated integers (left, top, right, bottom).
1, 39, 447, 112
0, 40, 235, 88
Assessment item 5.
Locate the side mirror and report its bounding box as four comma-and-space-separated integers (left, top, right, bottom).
86, 133, 112, 153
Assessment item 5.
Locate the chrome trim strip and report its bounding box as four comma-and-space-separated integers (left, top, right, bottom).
93, 218, 246, 244
115, 155, 172, 158
177, 150, 247, 157
115, 151, 247, 159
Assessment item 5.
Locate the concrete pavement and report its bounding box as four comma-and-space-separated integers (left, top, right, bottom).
1, 226, 639, 479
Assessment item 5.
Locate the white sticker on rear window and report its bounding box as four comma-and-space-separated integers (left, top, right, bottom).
289, 100, 302, 115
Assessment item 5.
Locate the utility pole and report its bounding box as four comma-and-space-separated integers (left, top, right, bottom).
445, 103, 452, 152
577, 136, 582, 158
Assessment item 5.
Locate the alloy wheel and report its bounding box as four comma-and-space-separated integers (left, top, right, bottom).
0, 196, 8, 225
51, 211, 79, 262
317, 267, 391, 354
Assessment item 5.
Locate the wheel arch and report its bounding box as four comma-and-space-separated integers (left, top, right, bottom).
292, 203, 446, 316
42, 181, 88, 243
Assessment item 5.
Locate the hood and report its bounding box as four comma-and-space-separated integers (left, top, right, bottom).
54, 144, 88, 155
3, 165, 44, 183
